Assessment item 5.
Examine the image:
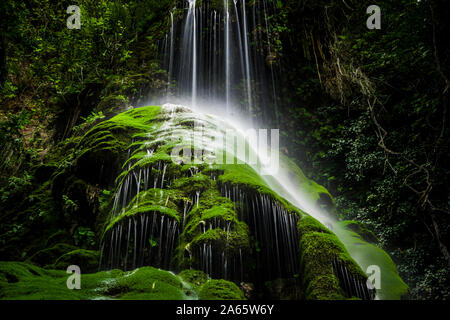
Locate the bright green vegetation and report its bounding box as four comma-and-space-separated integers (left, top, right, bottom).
297, 215, 367, 300
104, 188, 182, 235
178, 269, 209, 289
0, 261, 245, 300
0, 104, 407, 300
198, 279, 246, 300
334, 221, 409, 300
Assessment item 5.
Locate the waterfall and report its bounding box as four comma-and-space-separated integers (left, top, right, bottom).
157, 0, 279, 123
97, 1, 378, 300
224, 0, 231, 113
241, 0, 253, 114
100, 105, 299, 281
168, 11, 175, 96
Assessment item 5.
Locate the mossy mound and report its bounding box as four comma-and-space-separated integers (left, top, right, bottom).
198, 279, 246, 300
298, 215, 370, 300
0, 261, 247, 300
101, 267, 185, 300
178, 269, 209, 288
0, 261, 84, 300
104, 188, 182, 235
0, 262, 186, 300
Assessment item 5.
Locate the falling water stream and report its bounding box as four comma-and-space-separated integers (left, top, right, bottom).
100, 0, 377, 300
158, 0, 279, 123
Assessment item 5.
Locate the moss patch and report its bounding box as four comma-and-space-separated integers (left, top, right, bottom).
198, 279, 246, 300
298, 215, 367, 300
0, 261, 188, 300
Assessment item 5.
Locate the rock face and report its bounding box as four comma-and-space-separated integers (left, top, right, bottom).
0, 105, 407, 300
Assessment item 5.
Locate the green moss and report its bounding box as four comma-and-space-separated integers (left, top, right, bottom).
0, 262, 188, 300
298, 215, 367, 300
171, 173, 213, 196
0, 261, 83, 300
279, 154, 332, 203
198, 279, 245, 300
174, 185, 250, 270
334, 221, 409, 300
178, 269, 209, 288
103, 188, 182, 235
103, 267, 185, 300
214, 164, 300, 215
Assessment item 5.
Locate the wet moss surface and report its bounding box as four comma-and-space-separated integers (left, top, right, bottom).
0, 262, 245, 300
0, 105, 408, 300
297, 215, 367, 300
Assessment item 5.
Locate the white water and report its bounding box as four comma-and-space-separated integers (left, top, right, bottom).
152, 0, 379, 295
158, 0, 278, 123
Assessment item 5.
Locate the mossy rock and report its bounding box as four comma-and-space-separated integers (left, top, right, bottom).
102, 267, 185, 300
27, 243, 79, 267
178, 269, 209, 288
0, 261, 83, 300
0, 262, 188, 300
198, 279, 246, 300
51, 249, 100, 273
298, 215, 367, 300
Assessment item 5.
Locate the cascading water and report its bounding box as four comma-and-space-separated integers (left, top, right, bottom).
98, 0, 381, 300
97, 103, 377, 299
99, 105, 299, 286
157, 0, 279, 123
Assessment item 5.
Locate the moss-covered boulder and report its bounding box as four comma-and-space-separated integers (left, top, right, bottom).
178, 269, 209, 288
198, 279, 246, 300
0, 261, 248, 300
0, 262, 188, 300
297, 215, 372, 300
101, 267, 185, 300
